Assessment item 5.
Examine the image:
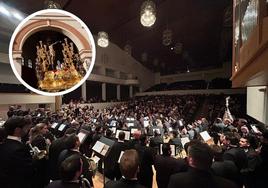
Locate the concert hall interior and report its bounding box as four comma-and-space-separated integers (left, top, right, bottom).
0, 0, 268, 188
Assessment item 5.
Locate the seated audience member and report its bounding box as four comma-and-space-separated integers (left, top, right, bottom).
154, 143, 187, 188
168, 141, 237, 188
47, 154, 89, 188
104, 149, 146, 188
0, 116, 34, 188
58, 134, 93, 187
210, 145, 241, 187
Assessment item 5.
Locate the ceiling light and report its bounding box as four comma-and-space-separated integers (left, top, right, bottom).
45, 0, 61, 9
0, 4, 10, 16
140, 0, 156, 27
97, 31, 109, 48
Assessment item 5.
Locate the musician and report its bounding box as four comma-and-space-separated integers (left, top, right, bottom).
49, 128, 77, 180
104, 149, 146, 188
58, 134, 94, 187
47, 154, 87, 188
29, 123, 51, 188
168, 142, 237, 188
0, 116, 34, 188
154, 143, 187, 188
105, 131, 130, 180
135, 134, 155, 188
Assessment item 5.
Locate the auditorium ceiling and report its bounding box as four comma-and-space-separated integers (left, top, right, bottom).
3, 0, 232, 75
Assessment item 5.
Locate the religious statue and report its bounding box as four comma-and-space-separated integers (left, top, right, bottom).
35, 37, 83, 92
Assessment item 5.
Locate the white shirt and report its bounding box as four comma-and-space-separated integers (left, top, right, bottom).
7, 135, 21, 142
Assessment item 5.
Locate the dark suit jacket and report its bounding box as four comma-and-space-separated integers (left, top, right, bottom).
48, 136, 69, 180
135, 144, 155, 188
104, 178, 146, 188
211, 160, 241, 187
168, 167, 237, 188
223, 147, 248, 170
58, 149, 93, 186
104, 141, 130, 180
154, 155, 187, 188
0, 138, 34, 188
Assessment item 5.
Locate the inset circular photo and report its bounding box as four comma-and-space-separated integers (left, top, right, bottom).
9, 9, 96, 96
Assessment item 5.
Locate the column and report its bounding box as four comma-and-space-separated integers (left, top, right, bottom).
12, 55, 22, 76
117, 85, 120, 100
102, 83, 106, 101
81, 82, 87, 101
129, 85, 133, 98
55, 96, 62, 111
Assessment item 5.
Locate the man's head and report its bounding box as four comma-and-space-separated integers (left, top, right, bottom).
239, 137, 250, 149
222, 132, 239, 147
60, 154, 83, 182
162, 143, 171, 156
119, 149, 139, 179
4, 116, 30, 138
65, 134, 80, 150
187, 142, 213, 170
118, 131, 125, 141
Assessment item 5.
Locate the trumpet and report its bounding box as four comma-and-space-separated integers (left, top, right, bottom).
29, 143, 47, 160
83, 154, 98, 176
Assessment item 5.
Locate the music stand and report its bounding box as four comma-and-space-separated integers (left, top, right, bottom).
77, 129, 89, 144
115, 129, 131, 141
159, 143, 177, 157
92, 136, 115, 185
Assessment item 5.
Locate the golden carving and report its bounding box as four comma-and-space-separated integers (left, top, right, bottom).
35, 38, 82, 92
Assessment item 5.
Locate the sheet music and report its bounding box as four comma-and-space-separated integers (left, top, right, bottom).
181, 137, 190, 147
109, 127, 116, 134
77, 132, 86, 143
51, 122, 58, 128
116, 130, 131, 140
124, 131, 130, 140
118, 151, 124, 163
251, 125, 258, 133
58, 124, 66, 131
144, 120, 149, 127
127, 122, 134, 127
100, 144, 110, 156
170, 145, 176, 156
131, 128, 138, 134
92, 141, 105, 153
200, 131, 211, 142
91, 155, 100, 163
